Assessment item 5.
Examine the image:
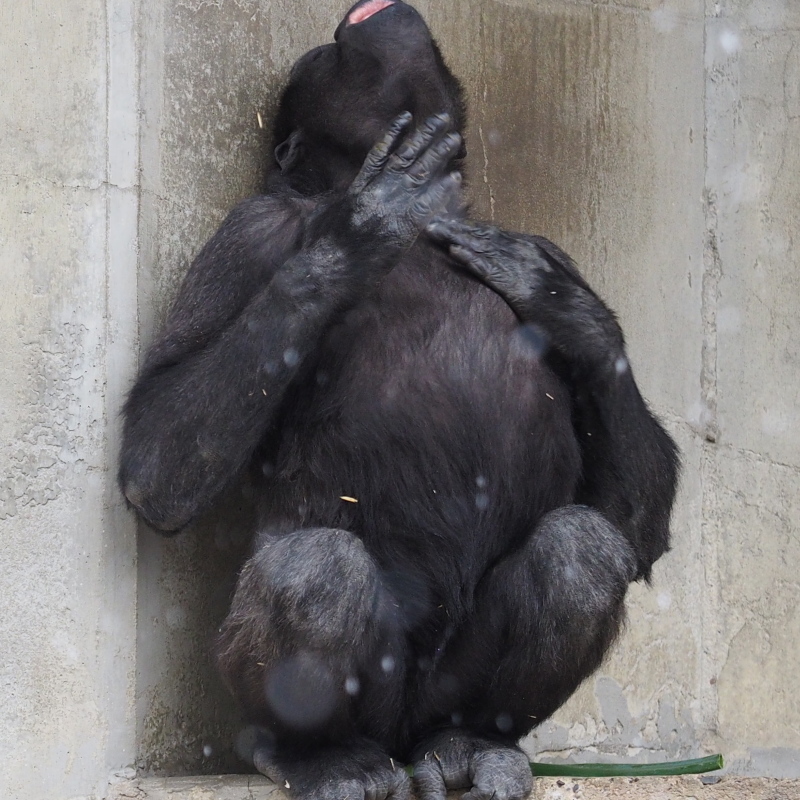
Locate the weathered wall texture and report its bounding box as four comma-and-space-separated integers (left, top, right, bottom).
0, 1, 139, 798
1, 0, 798, 798
505, 0, 800, 779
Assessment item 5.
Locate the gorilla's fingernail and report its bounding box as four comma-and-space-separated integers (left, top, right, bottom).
426, 113, 449, 131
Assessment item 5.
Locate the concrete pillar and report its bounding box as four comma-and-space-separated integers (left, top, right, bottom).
0, 0, 139, 797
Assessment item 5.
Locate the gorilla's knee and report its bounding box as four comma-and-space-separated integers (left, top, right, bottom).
529, 506, 637, 616
215, 529, 388, 729
255, 528, 381, 646
220, 528, 379, 658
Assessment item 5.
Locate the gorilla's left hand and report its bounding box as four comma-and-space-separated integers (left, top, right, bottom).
426, 217, 625, 372
348, 113, 463, 249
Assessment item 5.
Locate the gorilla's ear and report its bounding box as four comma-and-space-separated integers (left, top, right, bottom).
274, 130, 305, 172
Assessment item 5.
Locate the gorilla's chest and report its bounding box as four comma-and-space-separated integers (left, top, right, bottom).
267, 245, 580, 556
325, 247, 568, 438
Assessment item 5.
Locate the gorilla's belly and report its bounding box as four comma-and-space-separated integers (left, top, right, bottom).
263, 249, 581, 610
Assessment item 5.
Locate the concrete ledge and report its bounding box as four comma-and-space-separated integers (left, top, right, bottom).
107, 774, 800, 800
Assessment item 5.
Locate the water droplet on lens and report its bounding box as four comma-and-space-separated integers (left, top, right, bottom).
381, 655, 396, 673
265, 653, 337, 730
496, 713, 513, 732
475, 475, 487, 489
475, 493, 489, 511
614, 356, 629, 375
262, 461, 275, 478
451, 711, 463, 726
283, 347, 300, 367
517, 323, 548, 357
203, 744, 213, 758
345, 676, 360, 695
719, 29, 740, 54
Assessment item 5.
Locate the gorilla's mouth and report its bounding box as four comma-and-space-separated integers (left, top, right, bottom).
348, 0, 396, 26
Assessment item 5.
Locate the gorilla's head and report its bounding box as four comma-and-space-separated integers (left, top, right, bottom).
271, 0, 466, 194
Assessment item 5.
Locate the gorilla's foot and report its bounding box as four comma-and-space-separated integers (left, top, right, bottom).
412, 731, 532, 800
254, 739, 411, 800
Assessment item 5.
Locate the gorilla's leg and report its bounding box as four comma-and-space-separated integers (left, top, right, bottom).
216, 528, 410, 800
412, 506, 637, 800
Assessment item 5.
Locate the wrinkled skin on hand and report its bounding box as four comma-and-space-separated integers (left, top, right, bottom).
413, 731, 533, 800
254, 738, 412, 800
350, 113, 463, 249
426, 217, 626, 372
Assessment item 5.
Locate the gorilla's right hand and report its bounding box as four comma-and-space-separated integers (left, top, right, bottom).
348, 112, 463, 249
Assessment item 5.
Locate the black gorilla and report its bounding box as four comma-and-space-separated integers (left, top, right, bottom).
119, 1, 679, 798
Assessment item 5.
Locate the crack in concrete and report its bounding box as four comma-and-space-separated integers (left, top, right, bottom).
477, 4, 495, 223
0, 173, 139, 192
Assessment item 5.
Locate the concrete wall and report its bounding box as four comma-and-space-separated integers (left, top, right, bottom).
1, 0, 798, 798
0, 1, 139, 798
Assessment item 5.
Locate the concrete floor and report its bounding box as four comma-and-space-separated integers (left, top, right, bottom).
108, 774, 800, 800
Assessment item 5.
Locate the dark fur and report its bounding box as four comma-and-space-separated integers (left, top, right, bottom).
119, 2, 679, 798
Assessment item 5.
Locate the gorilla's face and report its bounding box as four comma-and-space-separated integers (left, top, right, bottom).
272, 0, 465, 190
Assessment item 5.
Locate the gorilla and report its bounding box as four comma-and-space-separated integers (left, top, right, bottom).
119, 1, 679, 798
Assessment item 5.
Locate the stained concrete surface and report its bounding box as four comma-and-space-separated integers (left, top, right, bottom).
2, 0, 800, 798
107, 774, 800, 800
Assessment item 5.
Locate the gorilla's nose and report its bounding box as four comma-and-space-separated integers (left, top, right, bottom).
346, 0, 396, 27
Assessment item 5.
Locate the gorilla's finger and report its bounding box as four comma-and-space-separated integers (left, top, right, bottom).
389, 767, 412, 800
424, 216, 456, 242
412, 758, 448, 800
388, 113, 452, 172
427, 220, 497, 257
426, 216, 491, 246
449, 244, 492, 278
403, 132, 462, 186
410, 172, 462, 223
352, 111, 413, 192
252, 746, 283, 783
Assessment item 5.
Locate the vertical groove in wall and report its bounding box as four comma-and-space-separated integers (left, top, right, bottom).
699, 0, 721, 752
132, 0, 166, 768
103, 0, 141, 782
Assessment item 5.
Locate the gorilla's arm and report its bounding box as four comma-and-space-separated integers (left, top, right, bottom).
139, 195, 307, 375
120, 114, 462, 533
427, 219, 679, 580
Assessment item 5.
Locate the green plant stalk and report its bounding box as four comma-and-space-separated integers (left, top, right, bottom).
529, 754, 724, 778
404, 754, 724, 778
